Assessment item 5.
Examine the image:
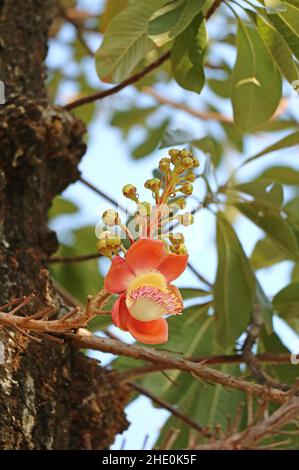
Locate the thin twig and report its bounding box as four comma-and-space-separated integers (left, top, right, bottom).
78, 176, 129, 213
131, 382, 211, 437
143, 87, 232, 123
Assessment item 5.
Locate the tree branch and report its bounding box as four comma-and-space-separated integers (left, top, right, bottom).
196, 396, 299, 449
143, 87, 232, 123
130, 382, 212, 438
63, 0, 223, 111
68, 333, 289, 404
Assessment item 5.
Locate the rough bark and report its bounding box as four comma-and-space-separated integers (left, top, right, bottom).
0, 0, 128, 449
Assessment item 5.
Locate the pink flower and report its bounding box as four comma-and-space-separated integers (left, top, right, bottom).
104, 238, 188, 344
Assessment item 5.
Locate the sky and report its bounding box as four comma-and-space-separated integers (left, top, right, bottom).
46, 0, 299, 449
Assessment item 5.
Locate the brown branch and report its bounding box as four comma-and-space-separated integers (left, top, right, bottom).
0, 290, 111, 333
64, 0, 223, 111
64, 51, 171, 111
78, 176, 129, 212
143, 87, 232, 123
196, 396, 299, 449
47, 252, 101, 264
68, 333, 289, 404
130, 382, 212, 438
117, 352, 297, 382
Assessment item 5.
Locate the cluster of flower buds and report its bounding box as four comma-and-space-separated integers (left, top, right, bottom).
96, 148, 199, 258
96, 230, 122, 258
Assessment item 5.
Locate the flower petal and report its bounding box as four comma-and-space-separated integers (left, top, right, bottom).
111, 294, 129, 331
158, 253, 189, 282
125, 238, 167, 276
168, 285, 183, 312
104, 256, 135, 294
126, 315, 168, 344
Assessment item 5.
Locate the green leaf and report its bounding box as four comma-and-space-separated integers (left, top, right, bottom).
256, 278, 274, 333
264, 0, 287, 13
148, 0, 205, 46
241, 130, 299, 166
256, 15, 299, 84
236, 202, 299, 259
49, 196, 79, 220
180, 287, 211, 299
291, 262, 299, 282
231, 20, 282, 132
171, 14, 207, 93
100, 0, 128, 33
251, 236, 286, 269
214, 213, 256, 350
50, 226, 104, 304
110, 105, 158, 136
257, 166, 299, 185
159, 127, 195, 148
95, 0, 168, 83
132, 119, 169, 158
284, 197, 299, 229
273, 283, 299, 317
192, 136, 223, 167
233, 179, 283, 209
156, 365, 244, 449
268, 4, 299, 60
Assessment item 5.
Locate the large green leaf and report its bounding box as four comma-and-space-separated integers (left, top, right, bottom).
214, 213, 256, 350
231, 20, 282, 131
251, 236, 286, 269
236, 202, 299, 259
267, 3, 299, 59
273, 282, 299, 317
155, 365, 244, 449
257, 166, 299, 185
256, 15, 299, 84
241, 130, 299, 167
171, 14, 207, 93
95, 0, 169, 83
232, 179, 283, 209
148, 0, 205, 46
284, 197, 299, 228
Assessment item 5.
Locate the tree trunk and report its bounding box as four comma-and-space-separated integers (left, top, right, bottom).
0, 0, 128, 449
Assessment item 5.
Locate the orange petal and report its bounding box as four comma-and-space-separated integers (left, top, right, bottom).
126, 315, 168, 344
168, 285, 183, 311
111, 294, 129, 331
158, 253, 189, 282
125, 238, 167, 276
104, 256, 135, 294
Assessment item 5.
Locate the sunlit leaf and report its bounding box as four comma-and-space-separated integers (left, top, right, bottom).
214, 213, 256, 350
231, 20, 282, 131
95, 0, 169, 83
273, 283, 299, 317
236, 202, 299, 259
257, 166, 299, 185
149, 0, 205, 46
171, 14, 207, 93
